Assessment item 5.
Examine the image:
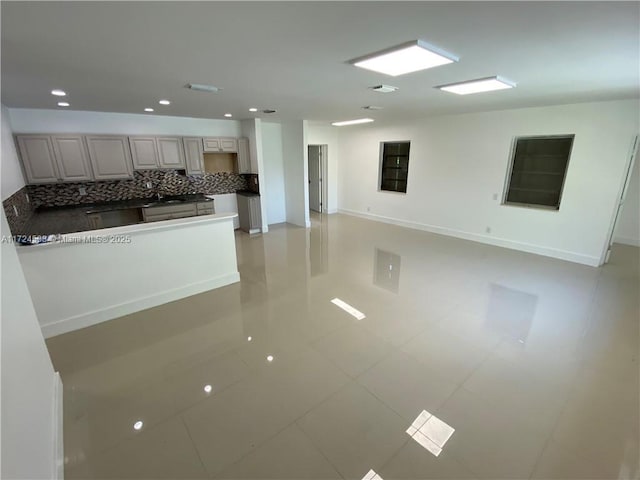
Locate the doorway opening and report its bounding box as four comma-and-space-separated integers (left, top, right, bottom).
308, 144, 328, 214
602, 134, 638, 264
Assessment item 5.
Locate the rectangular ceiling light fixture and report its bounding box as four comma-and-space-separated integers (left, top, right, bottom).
436, 76, 515, 95
331, 118, 374, 127
187, 83, 220, 93
352, 40, 458, 77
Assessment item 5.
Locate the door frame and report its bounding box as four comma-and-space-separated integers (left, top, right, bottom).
308, 144, 328, 213
600, 134, 638, 265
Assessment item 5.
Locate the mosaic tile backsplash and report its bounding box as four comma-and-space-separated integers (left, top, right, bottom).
3, 187, 35, 234
26, 170, 248, 208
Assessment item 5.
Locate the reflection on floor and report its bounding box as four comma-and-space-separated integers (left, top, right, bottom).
46, 213, 639, 479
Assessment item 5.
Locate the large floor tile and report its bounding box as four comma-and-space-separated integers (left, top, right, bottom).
358, 350, 458, 421
311, 323, 394, 377
216, 424, 341, 479
401, 325, 491, 384
66, 417, 208, 479
379, 436, 477, 480
182, 346, 349, 476
436, 387, 550, 479
297, 383, 409, 479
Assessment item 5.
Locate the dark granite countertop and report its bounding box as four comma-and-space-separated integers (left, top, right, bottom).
235, 190, 260, 197
20, 194, 215, 236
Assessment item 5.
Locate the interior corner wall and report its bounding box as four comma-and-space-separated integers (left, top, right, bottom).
337, 99, 640, 266
281, 120, 309, 228
1, 104, 25, 200
261, 122, 286, 224
614, 151, 640, 246
307, 123, 339, 214
1, 209, 59, 479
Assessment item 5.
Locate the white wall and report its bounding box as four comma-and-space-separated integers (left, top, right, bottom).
614, 146, 640, 246
307, 123, 339, 214
241, 118, 269, 231
261, 122, 287, 224
338, 99, 640, 266
7, 108, 241, 137
282, 120, 309, 228
1, 104, 25, 200
1, 209, 61, 479
18, 214, 239, 337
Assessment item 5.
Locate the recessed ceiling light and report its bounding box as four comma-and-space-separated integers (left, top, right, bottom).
370, 85, 398, 94
267, 355, 274, 362
144, 108, 154, 112
203, 384, 213, 394
51, 89, 66, 96
57, 102, 70, 107
224, 113, 232, 118
352, 40, 458, 77
249, 108, 258, 112
187, 83, 220, 93
133, 420, 143, 431
331, 118, 375, 127
436, 76, 516, 95
158, 99, 170, 105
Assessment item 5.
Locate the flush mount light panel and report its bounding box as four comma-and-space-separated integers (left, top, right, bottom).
331, 118, 375, 127
437, 76, 516, 95
352, 40, 458, 77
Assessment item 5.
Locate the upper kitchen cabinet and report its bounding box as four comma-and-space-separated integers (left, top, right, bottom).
129, 137, 160, 169
203, 137, 237, 153
16, 135, 60, 184
86, 136, 133, 180
237, 137, 251, 174
16, 134, 93, 183
50, 135, 93, 181
183, 137, 205, 175
157, 137, 186, 169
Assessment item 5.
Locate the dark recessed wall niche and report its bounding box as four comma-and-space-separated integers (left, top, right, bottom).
379, 141, 410, 194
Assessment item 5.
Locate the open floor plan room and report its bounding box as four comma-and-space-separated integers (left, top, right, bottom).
1, 2, 638, 479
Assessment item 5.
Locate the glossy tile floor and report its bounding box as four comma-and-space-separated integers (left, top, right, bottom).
47, 213, 639, 479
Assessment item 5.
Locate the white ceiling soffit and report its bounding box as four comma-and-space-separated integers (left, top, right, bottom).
1, 1, 638, 122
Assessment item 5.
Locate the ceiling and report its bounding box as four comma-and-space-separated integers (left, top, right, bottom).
2, 1, 638, 123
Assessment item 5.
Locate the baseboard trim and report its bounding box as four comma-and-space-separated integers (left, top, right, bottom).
614, 236, 640, 247
338, 209, 601, 267
41, 272, 240, 338
52, 372, 63, 480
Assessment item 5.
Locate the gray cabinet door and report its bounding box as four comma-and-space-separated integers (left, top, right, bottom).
219, 137, 238, 153
203, 137, 221, 153
183, 137, 205, 175
16, 135, 60, 184
249, 196, 262, 230
236, 137, 251, 174
129, 137, 159, 169
157, 137, 185, 169
51, 135, 93, 182
86, 136, 133, 180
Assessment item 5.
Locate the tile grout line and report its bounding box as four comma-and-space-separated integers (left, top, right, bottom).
178, 415, 212, 479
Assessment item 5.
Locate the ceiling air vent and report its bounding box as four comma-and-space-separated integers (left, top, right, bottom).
370, 85, 398, 93
186, 83, 220, 93
262, 109, 277, 114
362, 105, 383, 110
